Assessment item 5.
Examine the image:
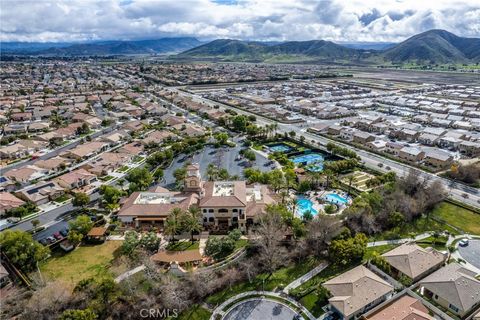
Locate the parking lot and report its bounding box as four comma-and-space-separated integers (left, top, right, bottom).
458, 239, 480, 270
223, 299, 298, 320
160, 139, 273, 188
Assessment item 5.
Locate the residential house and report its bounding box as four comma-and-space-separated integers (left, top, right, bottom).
382, 243, 446, 282
141, 130, 177, 145
398, 147, 425, 162
424, 150, 454, 169
3, 166, 45, 184
366, 140, 387, 152
385, 142, 404, 156
418, 133, 440, 146
459, 141, 480, 157
55, 168, 97, 190
34, 157, 71, 174
353, 131, 375, 144
15, 181, 65, 206
419, 263, 480, 317
64, 141, 108, 161
327, 125, 342, 136
323, 265, 394, 320
364, 295, 434, 320
0, 192, 25, 216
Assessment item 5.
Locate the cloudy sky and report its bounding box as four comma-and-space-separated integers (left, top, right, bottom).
1, 0, 479, 43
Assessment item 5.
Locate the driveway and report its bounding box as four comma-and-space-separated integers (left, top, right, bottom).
458, 239, 480, 270
223, 299, 298, 320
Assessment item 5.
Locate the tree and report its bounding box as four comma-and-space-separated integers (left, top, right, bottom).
165, 208, 183, 242
153, 168, 164, 182
139, 232, 160, 252
72, 192, 90, 208
305, 216, 341, 257
182, 206, 202, 243
60, 309, 97, 320
173, 167, 187, 188
328, 233, 368, 266
206, 164, 218, 181
68, 230, 84, 245
69, 215, 93, 236
205, 236, 235, 260
0, 230, 49, 272
253, 210, 289, 274
31, 219, 40, 232
121, 231, 140, 257
324, 204, 336, 215
215, 132, 229, 145
126, 167, 153, 192
99, 185, 125, 212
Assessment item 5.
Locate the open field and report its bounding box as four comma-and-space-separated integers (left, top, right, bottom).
39, 241, 122, 285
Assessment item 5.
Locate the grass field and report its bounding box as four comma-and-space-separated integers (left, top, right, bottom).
429, 202, 480, 235
40, 241, 122, 286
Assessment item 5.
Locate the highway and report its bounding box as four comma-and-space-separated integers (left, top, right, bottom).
172, 87, 480, 209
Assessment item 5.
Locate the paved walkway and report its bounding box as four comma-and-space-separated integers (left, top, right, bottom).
199, 232, 209, 255
367, 232, 431, 247
114, 265, 146, 283
211, 291, 316, 320
283, 262, 329, 294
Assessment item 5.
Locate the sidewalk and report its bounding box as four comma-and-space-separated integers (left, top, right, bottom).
283, 262, 329, 294
367, 232, 431, 247
114, 265, 146, 283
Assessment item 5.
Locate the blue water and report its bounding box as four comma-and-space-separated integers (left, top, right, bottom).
324, 193, 348, 205
269, 144, 292, 153
290, 153, 324, 164
296, 197, 318, 216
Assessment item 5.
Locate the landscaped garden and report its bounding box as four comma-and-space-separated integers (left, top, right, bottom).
39, 241, 123, 285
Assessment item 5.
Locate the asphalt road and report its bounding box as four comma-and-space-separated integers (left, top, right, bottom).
223, 299, 298, 320
458, 240, 480, 270
11, 191, 100, 233
175, 88, 480, 209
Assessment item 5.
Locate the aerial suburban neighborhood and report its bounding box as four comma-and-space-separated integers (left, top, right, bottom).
1, 1, 480, 320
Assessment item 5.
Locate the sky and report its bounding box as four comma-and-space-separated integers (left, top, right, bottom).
1, 0, 479, 43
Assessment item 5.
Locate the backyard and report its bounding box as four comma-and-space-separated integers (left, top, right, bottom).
39, 241, 123, 286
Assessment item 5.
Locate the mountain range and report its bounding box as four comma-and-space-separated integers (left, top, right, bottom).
2, 30, 479, 64
2, 37, 202, 56
179, 30, 480, 64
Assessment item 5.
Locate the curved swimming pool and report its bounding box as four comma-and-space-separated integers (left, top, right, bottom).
324, 193, 348, 205
296, 197, 318, 216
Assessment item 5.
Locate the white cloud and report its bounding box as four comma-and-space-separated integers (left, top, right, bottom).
0, 0, 479, 42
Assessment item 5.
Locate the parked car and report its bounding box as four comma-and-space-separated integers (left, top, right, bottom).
46, 236, 56, 243
459, 239, 469, 247
59, 229, 69, 237
53, 232, 63, 240
39, 239, 49, 246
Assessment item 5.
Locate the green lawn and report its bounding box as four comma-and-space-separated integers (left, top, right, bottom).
363, 244, 399, 261
99, 175, 114, 182
234, 239, 249, 250
39, 241, 122, 286
54, 194, 71, 203
206, 256, 319, 305
299, 290, 329, 317
166, 240, 199, 251
118, 165, 130, 173
429, 202, 480, 235
416, 235, 448, 250
174, 305, 211, 320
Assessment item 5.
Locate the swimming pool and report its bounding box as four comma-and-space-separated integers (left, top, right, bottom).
324, 193, 349, 205
290, 153, 324, 164
296, 197, 318, 216
269, 144, 292, 153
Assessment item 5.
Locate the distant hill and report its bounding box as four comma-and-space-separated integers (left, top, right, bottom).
382, 29, 480, 63
179, 30, 480, 64
3, 37, 202, 56
179, 39, 370, 61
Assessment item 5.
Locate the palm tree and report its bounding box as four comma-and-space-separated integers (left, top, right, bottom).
347, 176, 356, 196
272, 122, 278, 137
165, 208, 183, 242
183, 205, 203, 243
324, 169, 334, 189
206, 164, 217, 181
